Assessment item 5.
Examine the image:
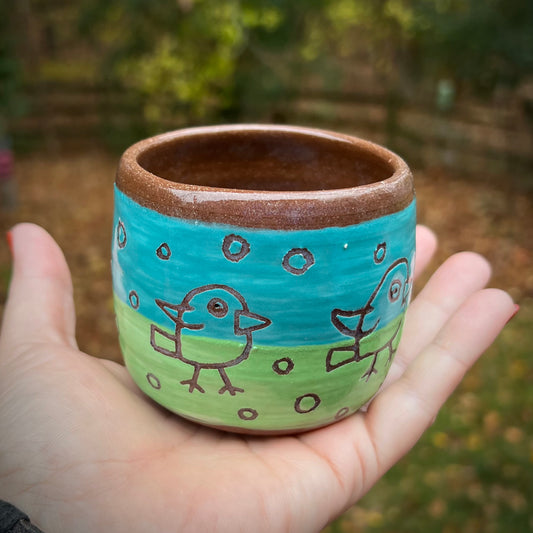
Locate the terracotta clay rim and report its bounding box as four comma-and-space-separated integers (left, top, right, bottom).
116, 124, 414, 229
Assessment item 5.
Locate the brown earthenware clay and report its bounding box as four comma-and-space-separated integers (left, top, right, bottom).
116, 124, 413, 229
112, 124, 416, 434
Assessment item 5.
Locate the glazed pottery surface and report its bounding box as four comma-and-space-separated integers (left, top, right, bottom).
112, 124, 416, 434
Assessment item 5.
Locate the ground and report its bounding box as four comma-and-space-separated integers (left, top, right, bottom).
0, 149, 531, 532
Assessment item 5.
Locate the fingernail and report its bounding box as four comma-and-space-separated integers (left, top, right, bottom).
6, 230, 13, 256
506, 304, 520, 325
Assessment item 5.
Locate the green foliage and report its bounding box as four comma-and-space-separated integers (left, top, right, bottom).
79, 0, 293, 123
76, 0, 533, 126
407, 0, 533, 92
297, 0, 533, 93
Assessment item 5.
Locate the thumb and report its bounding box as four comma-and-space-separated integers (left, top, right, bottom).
1, 223, 77, 354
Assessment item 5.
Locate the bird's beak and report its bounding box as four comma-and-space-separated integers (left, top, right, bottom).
234, 309, 272, 335
331, 309, 363, 335
181, 320, 205, 331
179, 305, 205, 330
155, 299, 204, 330
332, 308, 379, 336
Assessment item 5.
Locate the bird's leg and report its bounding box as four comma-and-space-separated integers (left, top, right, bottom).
218, 368, 244, 395
361, 320, 404, 381
180, 366, 205, 393
386, 321, 403, 364
361, 351, 379, 382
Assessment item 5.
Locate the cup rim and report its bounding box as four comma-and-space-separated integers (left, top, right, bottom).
116, 124, 414, 229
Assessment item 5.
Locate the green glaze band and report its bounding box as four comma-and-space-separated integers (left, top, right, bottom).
115, 295, 406, 432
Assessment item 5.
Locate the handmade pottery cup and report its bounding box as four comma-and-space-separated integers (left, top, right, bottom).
112, 124, 416, 434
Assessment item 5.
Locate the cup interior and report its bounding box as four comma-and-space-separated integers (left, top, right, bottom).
136, 128, 395, 192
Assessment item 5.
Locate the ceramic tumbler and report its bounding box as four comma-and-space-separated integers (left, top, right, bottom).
112, 124, 416, 434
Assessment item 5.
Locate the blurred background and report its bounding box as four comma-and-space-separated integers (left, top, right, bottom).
0, 1, 531, 531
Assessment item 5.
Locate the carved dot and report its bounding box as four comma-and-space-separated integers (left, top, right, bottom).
374, 242, 387, 264
282, 248, 315, 275
146, 373, 161, 390
222, 234, 250, 263
128, 290, 140, 309
238, 408, 258, 421
272, 357, 295, 375
389, 279, 403, 302
294, 393, 321, 414
156, 243, 171, 260
335, 407, 350, 420
117, 220, 127, 249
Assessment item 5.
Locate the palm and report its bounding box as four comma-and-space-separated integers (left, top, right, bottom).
0, 224, 515, 533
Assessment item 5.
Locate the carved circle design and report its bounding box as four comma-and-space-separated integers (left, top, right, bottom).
374, 242, 387, 264
335, 407, 350, 420
156, 243, 171, 260
222, 234, 250, 263
294, 393, 321, 414
207, 297, 229, 318
272, 357, 295, 375
238, 408, 258, 421
128, 290, 140, 309
389, 279, 402, 302
146, 373, 161, 390
117, 220, 127, 249
282, 248, 315, 275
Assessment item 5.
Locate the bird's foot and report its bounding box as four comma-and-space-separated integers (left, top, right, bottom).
218, 384, 244, 396
180, 379, 205, 394
362, 365, 378, 382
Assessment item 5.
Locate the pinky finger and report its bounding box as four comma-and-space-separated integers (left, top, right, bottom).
365, 288, 515, 474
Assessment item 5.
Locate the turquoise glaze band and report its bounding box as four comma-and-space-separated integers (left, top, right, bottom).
112, 186, 416, 433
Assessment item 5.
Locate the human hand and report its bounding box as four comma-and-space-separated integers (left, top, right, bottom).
0, 223, 516, 533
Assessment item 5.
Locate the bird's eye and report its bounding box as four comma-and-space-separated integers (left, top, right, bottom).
388, 279, 402, 302
207, 298, 229, 318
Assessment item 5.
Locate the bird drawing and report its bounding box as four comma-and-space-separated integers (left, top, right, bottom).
150, 284, 271, 395
326, 257, 411, 380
